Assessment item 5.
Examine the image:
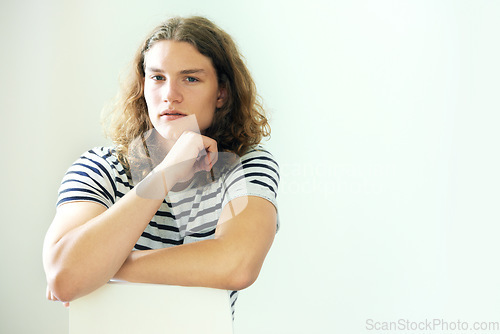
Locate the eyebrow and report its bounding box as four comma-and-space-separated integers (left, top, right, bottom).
180, 69, 207, 75
145, 67, 207, 75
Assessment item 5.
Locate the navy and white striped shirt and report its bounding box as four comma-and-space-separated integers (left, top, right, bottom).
56, 145, 279, 317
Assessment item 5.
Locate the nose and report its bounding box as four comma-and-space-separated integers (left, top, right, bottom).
162, 79, 182, 103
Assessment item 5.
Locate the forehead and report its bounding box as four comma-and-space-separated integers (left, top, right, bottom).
144, 40, 216, 73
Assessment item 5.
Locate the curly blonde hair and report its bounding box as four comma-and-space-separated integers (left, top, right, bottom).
104, 16, 270, 170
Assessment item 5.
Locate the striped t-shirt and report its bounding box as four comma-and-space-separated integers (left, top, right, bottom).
56, 145, 280, 317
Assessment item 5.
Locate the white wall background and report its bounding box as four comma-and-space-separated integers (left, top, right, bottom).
1, 0, 500, 333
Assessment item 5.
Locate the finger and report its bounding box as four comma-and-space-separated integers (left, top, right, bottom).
47, 287, 59, 302
206, 150, 218, 169
202, 141, 218, 170
47, 286, 54, 301
201, 136, 217, 155
46, 286, 51, 300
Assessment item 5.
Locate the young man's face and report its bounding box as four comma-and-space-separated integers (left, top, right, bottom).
143, 40, 226, 138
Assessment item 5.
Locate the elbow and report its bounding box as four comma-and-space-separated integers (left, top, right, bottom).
44, 258, 80, 302
225, 264, 261, 291
43, 243, 80, 302
46, 266, 108, 303
217, 242, 268, 291
46, 269, 80, 302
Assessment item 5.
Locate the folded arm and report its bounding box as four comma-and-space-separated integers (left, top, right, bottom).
113, 195, 277, 291
43, 131, 214, 302
43, 190, 165, 303
43, 133, 277, 303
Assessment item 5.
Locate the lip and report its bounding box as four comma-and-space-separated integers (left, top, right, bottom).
160, 109, 187, 121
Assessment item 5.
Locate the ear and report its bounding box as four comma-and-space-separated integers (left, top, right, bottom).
216, 86, 228, 108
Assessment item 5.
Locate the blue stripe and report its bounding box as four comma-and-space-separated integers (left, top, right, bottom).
242, 163, 280, 181
187, 206, 221, 223
187, 218, 219, 233
200, 186, 222, 201
115, 177, 133, 189
73, 163, 102, 177
241, 155, 279, 168
140, 231, 183, 245
249, 179, 276, 196
82, 156, 118, 200
65, 171, 115, 204
155, 210, 176, 219
57, 196, 109, 208
59, 187, 105, 197
186, 229, 215, 238
61, 178, 113, 204
244, 171, 279, 188
134, 244, 152, 250
148, 220, 180, 233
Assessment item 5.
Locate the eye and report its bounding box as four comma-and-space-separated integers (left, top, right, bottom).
185, 76, 199, 83
151, 75, 165, 81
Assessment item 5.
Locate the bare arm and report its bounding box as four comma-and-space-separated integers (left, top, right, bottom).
43, 131, 216, 302
43, 189, 165, 302
113, 195, 277, 291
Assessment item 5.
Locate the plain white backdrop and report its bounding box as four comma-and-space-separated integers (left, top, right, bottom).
1, 0, 500, 333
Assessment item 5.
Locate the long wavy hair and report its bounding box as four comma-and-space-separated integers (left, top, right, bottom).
104, 16, 270, 171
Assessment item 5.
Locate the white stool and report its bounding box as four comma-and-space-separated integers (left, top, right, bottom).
69, 281, 233, 334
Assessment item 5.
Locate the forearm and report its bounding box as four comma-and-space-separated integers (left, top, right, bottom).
51, 197, 160, 296
43, 170, 173, 301
114, 238, 264, 292
114, 197, 276, 291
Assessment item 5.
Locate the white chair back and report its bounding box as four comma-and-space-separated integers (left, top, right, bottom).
69, 282, 233, 334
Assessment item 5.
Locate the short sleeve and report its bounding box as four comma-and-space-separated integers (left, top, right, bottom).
56, 147, 118, 209
221, 147, 280, 225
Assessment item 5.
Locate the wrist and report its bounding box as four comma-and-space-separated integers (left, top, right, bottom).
135, 166, 175, 199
